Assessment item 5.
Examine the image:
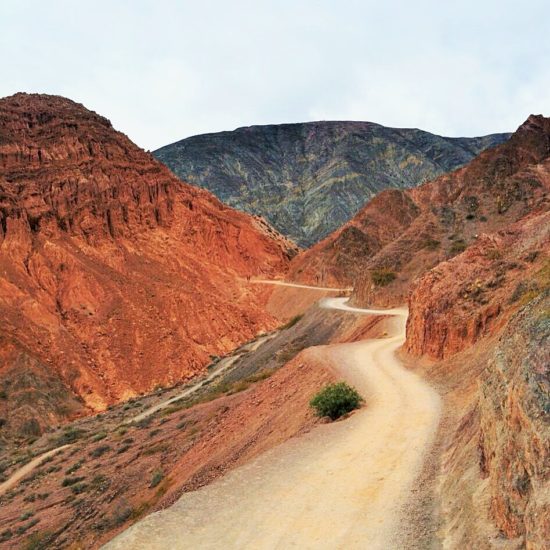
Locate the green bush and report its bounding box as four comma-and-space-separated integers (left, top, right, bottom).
149, 469, 164, 488
310, 382, 363, 420
61, 476, 84, 487
449, 239, 467, 255
371, 268, 397, 287
89, 445, 110, 458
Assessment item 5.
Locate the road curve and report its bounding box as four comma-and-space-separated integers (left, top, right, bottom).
249, 279, 353, 292
104, 297, 441, 550
0, 444, 71, 496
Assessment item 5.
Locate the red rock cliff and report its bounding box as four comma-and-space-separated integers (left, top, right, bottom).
0, 93, 295, 436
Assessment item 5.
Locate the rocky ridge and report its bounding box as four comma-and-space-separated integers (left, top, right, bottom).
0, 93, 296, 438
154, 121, 509, 246
291, 116, 549, 311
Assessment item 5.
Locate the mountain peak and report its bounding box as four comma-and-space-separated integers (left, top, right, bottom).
155, 121, 510, 246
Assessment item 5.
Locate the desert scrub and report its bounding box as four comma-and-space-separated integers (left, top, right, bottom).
56, 427, 87, 445
62, 476, 85, 487
420, 238, 440, 250
310, 382, 363, 420
449, 239, 467, 255
149, 469, 164, 488
281, 314, 303, 330
66, 459, 85, 474
371, 268, 397, 287
89, 444, 110, 458
70, 482, 88, 495
24, 530, 54, 550
92, 431, 107, 442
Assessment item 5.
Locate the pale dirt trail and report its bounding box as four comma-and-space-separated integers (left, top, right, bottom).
129, 333, 277, 424
0, 444, 71, 496
105, 295, 441, 550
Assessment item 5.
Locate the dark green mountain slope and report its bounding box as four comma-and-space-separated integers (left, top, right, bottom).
155, 122, 510, 246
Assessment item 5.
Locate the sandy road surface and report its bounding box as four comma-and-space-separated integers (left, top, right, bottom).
105, 295, 441, 550
0, 444, 71, 496
250, 279, 352, 292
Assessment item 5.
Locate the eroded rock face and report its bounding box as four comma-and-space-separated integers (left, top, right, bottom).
290, 115, 549, 309
478, 294, 549, 546
154, 121, 509, 246
0, 93, 296, 436
406, 211, 550, 358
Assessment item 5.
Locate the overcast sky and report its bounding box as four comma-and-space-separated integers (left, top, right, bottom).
2, 0, 549, 150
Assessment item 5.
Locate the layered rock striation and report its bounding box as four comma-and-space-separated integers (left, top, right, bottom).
154, 121, 509, 246
0, 93, 296, 437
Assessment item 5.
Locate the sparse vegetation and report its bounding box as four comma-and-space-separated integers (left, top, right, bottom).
135, 417, 153, 429
71, 482, 89, 495
62, 476, 85, 487
149, 469, 164, 488
116, 443, 132, 454
24, 530, 54, 550
371, 268, 397, 287
15, 518, 39, 536
420, 238, 440, 250
486, 249, 502, 260
89, 445, 110, 458
57, 427, 87, 444
281, 314, 303, 330
310, 382, 363, 420
66, 459, 85, 474
92, 431, 107, 442
449, 239, 467, 255
111, 501, 134, 526
91, 474, 110, 491
142, 443, 169, 456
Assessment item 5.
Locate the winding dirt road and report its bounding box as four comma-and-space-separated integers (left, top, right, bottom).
105, 294, 441, 549
0, 444, 71, 496
250, 279, 352, 292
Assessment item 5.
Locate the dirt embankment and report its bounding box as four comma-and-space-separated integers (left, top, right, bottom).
0, 300, 383, 549
403, 225, 549, 549
105, 305, 441, 550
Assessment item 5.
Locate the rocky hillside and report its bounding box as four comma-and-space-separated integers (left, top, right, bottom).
0, 93, 296, 439
154, 121, 509, 246
286, 117, 549, 547
290, 115, 549, 307
406, 215, 549, 547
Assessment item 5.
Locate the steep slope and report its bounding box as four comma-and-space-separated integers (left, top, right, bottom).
0, 93, 296, 438
290, 115, 549, 307
154, 121, 509, 246
404, 218, 549, 548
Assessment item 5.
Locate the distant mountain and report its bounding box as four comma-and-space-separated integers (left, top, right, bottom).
154, 122, 510, 246
290, 115, 550, 318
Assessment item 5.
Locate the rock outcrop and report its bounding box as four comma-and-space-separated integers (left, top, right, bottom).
0, 93, 296, 437
478, 294, 549, 546
289, 116, 549, 309
154, 121, 509, 246
406, 211, 549, 358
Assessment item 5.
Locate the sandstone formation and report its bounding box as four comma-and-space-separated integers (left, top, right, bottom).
395, 117, 549, 547
154, 121, 509, 246
0, 93, 296, 438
